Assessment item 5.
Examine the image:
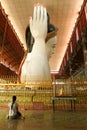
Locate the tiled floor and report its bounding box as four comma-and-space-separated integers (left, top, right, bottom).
0, 108, 87, 130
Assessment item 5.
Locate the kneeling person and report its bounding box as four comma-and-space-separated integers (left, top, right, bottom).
8, 95, 24, 120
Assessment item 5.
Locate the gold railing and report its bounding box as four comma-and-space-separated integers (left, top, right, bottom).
0, 76, 87, 110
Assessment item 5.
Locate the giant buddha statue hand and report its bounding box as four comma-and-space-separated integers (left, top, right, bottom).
20, 4, 51, 84
30, 4, 47, 42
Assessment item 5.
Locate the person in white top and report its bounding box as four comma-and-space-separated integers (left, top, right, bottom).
8, 95, 24, 120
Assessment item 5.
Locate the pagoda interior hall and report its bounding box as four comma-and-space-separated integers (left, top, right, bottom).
0, 0, 87, 130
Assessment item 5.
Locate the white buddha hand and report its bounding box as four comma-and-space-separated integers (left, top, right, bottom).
29, 4, 47, 42
20, 4, 51, 84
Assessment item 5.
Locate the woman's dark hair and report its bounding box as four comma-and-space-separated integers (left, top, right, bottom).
25, 13, 56, 53
11, 95, 16, 110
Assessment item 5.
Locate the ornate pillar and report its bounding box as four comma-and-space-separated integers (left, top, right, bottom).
82, 26, 87, 76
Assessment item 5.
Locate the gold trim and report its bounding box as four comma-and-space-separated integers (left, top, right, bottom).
46, 28, 58, 42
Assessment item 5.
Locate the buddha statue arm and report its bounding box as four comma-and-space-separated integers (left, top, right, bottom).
20, 4, 51, 83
